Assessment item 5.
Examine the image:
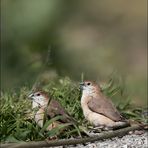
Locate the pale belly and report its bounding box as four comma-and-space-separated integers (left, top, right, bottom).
82, 104, 116, 127
34, 109, 44, 128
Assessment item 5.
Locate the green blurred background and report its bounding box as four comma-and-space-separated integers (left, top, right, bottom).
1, 0, 147, 106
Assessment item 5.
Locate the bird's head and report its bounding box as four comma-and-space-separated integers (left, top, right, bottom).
80, 81, 101, 95
28, 91, 48, 108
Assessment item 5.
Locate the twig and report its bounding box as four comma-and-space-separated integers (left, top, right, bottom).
1, 124, 145, 148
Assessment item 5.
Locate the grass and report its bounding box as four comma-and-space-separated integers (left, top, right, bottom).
0, 77, 147, 143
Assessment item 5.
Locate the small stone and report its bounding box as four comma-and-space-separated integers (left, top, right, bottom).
121, 145, 127, 148
129, 131, 133, 134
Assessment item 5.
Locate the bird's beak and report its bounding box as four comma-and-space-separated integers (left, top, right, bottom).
28, 93, 34, 99
79, 82, 84, 90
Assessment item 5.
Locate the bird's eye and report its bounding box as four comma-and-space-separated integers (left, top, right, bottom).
36, 93, 40, 96
87, 82, 91, 85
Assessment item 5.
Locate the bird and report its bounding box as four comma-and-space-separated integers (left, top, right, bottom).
28, 91, 75, 131
80, 81, 129, 129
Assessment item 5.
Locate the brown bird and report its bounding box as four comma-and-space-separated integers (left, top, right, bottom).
28, 91, 75, 131
80, 81, 129, 128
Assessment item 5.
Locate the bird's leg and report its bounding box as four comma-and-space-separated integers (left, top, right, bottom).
103, 126, 113, 131
93, 127, 104, 133
88, 125, 105, 133
93, 125, 105, 129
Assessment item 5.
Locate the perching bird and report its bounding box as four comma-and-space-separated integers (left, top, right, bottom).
28, 91, 75, 131
80, 81, 129, 129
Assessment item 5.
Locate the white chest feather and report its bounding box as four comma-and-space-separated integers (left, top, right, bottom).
32, 101, 39, 108
32, 99, 47, 109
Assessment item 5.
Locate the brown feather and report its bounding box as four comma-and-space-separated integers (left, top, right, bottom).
88, 95, 122, 122
46, 100, 73, 123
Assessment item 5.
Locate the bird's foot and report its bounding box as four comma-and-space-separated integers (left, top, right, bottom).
45, 136, 58, 142
87, 125, 105, 133
93, 126, 113, 131
103, 126, 113, 131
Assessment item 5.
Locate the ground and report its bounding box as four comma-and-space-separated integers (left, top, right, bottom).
53, 131, 147, 148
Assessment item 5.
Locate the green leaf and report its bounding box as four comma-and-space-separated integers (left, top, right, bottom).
5, 136, 20, 143
40, 116, 64, 133
45, 123, 72, 137
122, 111, 138, 117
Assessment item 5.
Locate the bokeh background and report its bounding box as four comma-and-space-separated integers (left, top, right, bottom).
1, 0, 147, 106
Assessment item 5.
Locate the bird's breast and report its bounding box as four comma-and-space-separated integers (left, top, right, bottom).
32, 101, 39, 109
81, 95, 115, 127
34, 108, 44, 127
81, 96, 93, 118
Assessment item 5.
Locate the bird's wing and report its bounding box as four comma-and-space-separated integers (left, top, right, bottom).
88, 95, 122, 121
46, 100, 73, 123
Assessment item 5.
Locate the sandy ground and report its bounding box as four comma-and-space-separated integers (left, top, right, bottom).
55, 131, 147, 148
